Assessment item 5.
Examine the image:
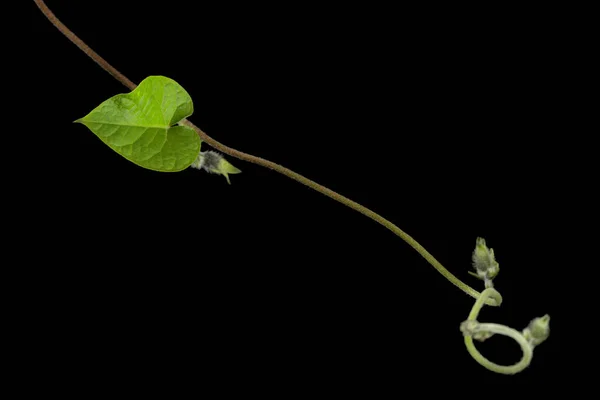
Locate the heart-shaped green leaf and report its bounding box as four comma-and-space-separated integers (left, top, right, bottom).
75, 76, 201, 172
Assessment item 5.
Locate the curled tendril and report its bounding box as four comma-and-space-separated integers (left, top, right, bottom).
460, 288, 549, 375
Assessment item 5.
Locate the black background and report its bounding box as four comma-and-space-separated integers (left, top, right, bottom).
27, 0, 575, 395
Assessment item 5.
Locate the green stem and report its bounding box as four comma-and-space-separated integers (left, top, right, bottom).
462, 288, 533, 375
33, 0, 497, 306
467, 287, 503, 320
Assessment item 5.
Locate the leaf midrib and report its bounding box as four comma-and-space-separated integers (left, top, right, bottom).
81, 120, 169, 129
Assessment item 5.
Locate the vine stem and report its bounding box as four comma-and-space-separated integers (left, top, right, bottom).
462, 288, 533, 374
33, 0, 496, 306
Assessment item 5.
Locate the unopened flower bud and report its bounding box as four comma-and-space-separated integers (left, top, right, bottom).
460, 320, 495, 342
471, 237, 499, 280
191, 150, 242, 184
523, 314, 550, 347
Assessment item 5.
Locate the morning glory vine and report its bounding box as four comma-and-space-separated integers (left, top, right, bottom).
34, 0, 549, 375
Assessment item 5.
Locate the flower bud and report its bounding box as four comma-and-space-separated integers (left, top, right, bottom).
460, 320, 495, 342
523, 314, 550, 347
191, 151, 242, 184
471, 237, 499, 280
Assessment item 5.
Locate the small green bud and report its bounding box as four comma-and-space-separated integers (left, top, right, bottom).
460, 320, 495, 342
471, 237, 500, 281
191, 150, 242, 184
523, 314, 550, 347
460, 320, 478, 335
